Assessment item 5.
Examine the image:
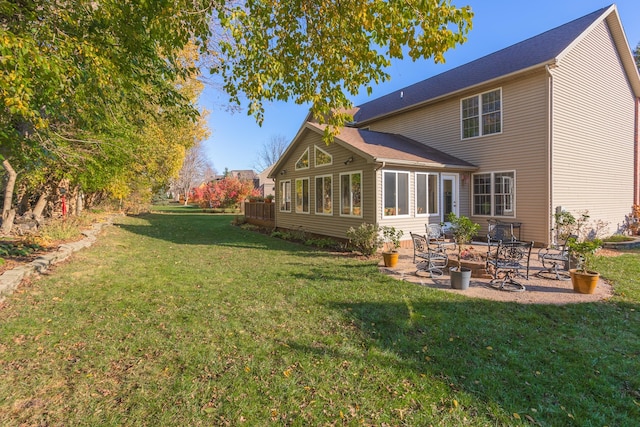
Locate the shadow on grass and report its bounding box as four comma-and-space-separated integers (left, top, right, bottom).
320, 298, 640, 425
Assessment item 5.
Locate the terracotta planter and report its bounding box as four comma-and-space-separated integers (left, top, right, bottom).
382, 252, 400, 268
569, 269, 599, 294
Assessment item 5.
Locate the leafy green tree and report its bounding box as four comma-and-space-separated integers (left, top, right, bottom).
211, 0, 473, 132
1, 0, 473, 232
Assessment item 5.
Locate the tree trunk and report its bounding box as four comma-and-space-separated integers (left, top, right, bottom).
32, 191, 48, 220
75, 187, 83, 216
1, 158, 18, 235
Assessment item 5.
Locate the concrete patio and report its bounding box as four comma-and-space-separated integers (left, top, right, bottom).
378, 245, 614, 304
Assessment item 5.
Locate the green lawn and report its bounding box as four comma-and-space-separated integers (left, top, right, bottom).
1, 207, 639, 426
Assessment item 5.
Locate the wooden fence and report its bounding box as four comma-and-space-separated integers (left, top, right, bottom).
244, 202, 275, 227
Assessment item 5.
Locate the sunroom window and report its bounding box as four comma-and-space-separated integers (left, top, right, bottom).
340, 172, 362, 216
295, 178, 309, 213
314, 145, 332, 167
383, 171, 409, 217
315, 175, 332, 215
280, 180, 291, 212
416, 173, 439, 215
295, 148, 309, 170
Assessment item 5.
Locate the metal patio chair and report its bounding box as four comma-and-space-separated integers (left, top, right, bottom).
411, 232, 449, 278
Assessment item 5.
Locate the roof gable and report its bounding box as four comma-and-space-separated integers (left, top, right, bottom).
353, 5, 623, 124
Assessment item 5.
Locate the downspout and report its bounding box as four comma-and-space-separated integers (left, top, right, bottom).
546, 64, 555, 245
375, 161, 386, 223
635, 97, 639, 205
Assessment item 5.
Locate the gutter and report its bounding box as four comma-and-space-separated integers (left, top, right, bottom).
374, 158, 477, 171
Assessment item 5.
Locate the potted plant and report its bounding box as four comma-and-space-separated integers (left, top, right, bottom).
265, 194, 274, 203
567, 236, 602, 294
381, 226, 403, 268
447, 212, 480, 290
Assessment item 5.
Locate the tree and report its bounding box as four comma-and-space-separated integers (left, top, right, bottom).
192, 176, 258, 209
1, 0, 473, 231
210, 1, 473, 134
254, 134, 289, 172
170, 141, 215, 205
634, 42, 639, 70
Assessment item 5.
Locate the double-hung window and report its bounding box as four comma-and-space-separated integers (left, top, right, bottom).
415, 172, 439, 215
461, 88, 502, 139
473, 171, 515, 217
295, 178, 309, 213
383, 171, 409, 216
315, 175, 332, 215
340, 171, 362, 216
280, 180, 291, 212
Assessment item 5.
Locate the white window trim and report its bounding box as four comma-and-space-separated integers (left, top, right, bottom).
295, 147, 310, 170
415, 172, 439, 217
295, 177, 310, 214
280, 180, 291, 212
339, 170, 363, 218
382, 170, 411, 218
460, 87, 503, 140
314, 145, 333, 168
314, 174, 333, 216
472, 170, 516, 217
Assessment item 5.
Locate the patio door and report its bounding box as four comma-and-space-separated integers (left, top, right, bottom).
441, 173, 459, 221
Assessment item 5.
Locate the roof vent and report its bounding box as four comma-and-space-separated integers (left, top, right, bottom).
400, 91, 404, 99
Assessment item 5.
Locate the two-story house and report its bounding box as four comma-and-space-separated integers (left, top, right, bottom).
269, 5, 640, 246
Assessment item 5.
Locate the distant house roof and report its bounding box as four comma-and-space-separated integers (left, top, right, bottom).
353, 5, 639, 124
305, 122, 476, 170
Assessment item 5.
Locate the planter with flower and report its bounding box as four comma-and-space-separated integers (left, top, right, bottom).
567, 236, 602, 294
447, 212, 480, 290
381, 226, 404, 268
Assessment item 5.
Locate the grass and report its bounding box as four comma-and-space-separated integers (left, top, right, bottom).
1, 207, 639, 426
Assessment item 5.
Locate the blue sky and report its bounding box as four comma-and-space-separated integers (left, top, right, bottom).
197, 1, 640, 173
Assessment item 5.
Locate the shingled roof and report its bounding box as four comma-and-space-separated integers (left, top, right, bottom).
306, 122, 476, 170
353, 6, 612, 124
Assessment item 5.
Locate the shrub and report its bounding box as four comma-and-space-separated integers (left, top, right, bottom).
33, 218, 83, 246
346, 223, 383, 256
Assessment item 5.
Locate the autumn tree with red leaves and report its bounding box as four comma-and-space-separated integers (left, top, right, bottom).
192, 176, 259, 209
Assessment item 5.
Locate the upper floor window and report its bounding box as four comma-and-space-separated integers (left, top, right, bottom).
314, 145, 332, 167
295, 148, 309, 170
383, 171, 409, 217
473, 171, 515, 217
461, 88, 502, 139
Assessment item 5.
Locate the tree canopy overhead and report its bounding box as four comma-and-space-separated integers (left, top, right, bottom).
212, 0, 473, 130
1, 0, 473, 230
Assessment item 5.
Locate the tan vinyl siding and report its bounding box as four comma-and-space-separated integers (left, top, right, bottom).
367, 72, 550, 244
552, 20, 636, 235
274, 131, 377, 239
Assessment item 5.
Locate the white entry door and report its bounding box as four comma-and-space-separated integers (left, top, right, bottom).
441, 173, 459, 220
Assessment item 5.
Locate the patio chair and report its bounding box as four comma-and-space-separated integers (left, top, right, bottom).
486, 240, 533, 292
486, 220, 517, 270
411, 232, 449, 278
426, 223, 456, 253
537, 234, 577, 280
487, 220, 517, 243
